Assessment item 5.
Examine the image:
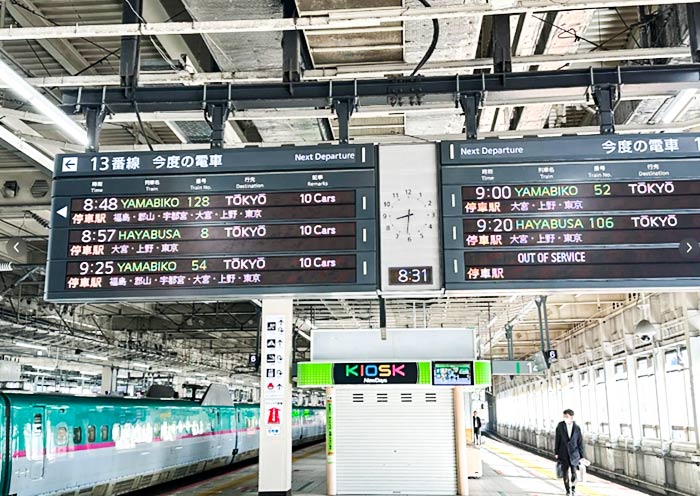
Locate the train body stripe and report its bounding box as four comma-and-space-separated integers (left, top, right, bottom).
10, 428, 260, 459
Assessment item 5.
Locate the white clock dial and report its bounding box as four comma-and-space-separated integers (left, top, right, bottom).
379, 143, 441, 291
383, 190, 437, 243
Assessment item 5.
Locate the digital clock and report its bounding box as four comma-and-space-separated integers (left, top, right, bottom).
388, 267, 433, 285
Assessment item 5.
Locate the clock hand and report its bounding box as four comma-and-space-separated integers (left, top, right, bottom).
406, 209, 412, 234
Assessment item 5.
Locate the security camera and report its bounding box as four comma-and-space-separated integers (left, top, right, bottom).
635, 319, 657, 342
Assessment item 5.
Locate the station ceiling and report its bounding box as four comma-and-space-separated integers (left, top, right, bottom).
0, 0, 697, 377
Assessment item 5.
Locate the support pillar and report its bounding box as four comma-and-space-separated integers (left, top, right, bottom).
101, 366, 116, 395
593, 84, 619, 135
208, 104, 231, 149
653, 348, 671, 447
459, 93, 482, 140
626, 356, 642, 445
454, 386, 469, 495
688, 4, 700, 63
258, 298, 294, 496
688, 336, 700, 451
332, 98, 355, 144
326, 386, 337, 496
492, 15, 512, 74
505, 324, 514, 360
84, 107, 107, 152
282, 0, 302, 83
603, 360, 621, 440
120, 0, 142, 95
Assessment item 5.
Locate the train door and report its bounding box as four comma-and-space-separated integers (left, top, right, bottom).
28, 407, 46, 480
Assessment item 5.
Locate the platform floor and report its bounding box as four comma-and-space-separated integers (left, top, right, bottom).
152, 439, 652, 496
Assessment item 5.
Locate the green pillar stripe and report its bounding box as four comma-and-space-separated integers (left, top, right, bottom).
297, 362, 332, 386
474, 361, 492, 385
418, 361, 432, 384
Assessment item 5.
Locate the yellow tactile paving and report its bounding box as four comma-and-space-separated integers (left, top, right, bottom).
151, 438, 653, 495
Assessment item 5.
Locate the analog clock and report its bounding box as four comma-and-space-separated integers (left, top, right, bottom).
383, 190, 437, 243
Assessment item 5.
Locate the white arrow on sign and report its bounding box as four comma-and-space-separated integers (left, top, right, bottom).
687, 242, 694, 254
12, 242, 20, 254
57, 206, 68, 218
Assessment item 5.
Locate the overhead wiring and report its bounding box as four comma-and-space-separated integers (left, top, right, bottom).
133, 101, 154, 151
410, 0, 440, 77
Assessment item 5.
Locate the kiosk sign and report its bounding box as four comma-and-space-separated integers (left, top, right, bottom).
332, 362, 419, 385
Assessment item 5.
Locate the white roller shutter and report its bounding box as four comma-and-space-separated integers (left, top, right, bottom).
335, 387, 457, 495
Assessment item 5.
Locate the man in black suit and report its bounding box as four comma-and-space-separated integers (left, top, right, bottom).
555, 409, 585, 496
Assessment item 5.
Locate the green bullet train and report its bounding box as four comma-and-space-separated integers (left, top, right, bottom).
0, 387, 325, 496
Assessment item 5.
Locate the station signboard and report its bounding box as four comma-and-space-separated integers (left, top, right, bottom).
45, 145, 378, 302
441, 133, 700, 290
297, 361, 492, 387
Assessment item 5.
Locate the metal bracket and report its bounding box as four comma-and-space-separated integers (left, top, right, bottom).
492, 14, 513, 75
504, 324, 514, 360
458, 92, 483, 140
282, 0, 302, 83
688, 4, 700, 63
120, 0, 142, 97
207, 104, 231, 149
379, 296, 387, 341
592, 83, 619, 135
332, 97, 356, 144
84, 105, 108, 152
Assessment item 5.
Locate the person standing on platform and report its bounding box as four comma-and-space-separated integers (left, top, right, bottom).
472, 410, 482, 445
555, 409, 585, 496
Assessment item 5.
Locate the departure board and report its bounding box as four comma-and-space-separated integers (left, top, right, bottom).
441, 133, 700, 290
46, 145, 378, 302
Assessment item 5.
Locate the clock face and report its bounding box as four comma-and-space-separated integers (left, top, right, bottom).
383, 190, 437, 243
378, 143, 441, 291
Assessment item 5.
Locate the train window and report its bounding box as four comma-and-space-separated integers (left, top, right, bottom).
73, 427, 83, 444
112, 424, 121, 441
101, 425, 109, 442
87, 425, 96, 443
57, 427, 68, 446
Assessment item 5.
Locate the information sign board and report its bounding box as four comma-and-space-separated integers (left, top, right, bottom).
441, 133, 700, 290
46, 145, 378, 301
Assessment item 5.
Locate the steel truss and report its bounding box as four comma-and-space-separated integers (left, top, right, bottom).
64, 64, 700, 143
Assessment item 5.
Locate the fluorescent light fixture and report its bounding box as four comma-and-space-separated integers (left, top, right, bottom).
0, 57, 88, 145
487, 316, 498, 328
83, 353, 108, 361
658, 89, 697, 124
507, 294, 518, 303
14, 341, 47, 350
129, 362, 149, 369
193, 372, 207, 377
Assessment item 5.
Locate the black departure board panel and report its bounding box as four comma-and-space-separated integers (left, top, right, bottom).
46, 145, 378, 302
441, 133, 700, 290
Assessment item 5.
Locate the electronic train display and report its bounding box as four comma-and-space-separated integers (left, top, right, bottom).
441, 133, 700, 290
46, 146, 378, 301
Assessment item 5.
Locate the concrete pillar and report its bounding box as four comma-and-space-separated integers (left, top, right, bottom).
626, 356, 642, 444
653, 348, 671, 445
101, 366, 116, 394
603, 361, 621, 440
454, 387, 469, 495
326, 386, 336, 496
689, 336, 700, 451
258, 298, 294, 496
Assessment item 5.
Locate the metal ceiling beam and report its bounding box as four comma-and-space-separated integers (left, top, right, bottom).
1, 47, 686, 89
5, 0, 94, 75
0, 1, 697, 41
0, 125, 52, 170
62, 64, 700, 115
